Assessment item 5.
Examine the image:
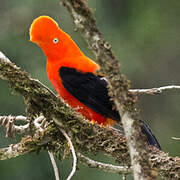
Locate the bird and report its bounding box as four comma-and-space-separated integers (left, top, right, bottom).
29, 15, 161, 149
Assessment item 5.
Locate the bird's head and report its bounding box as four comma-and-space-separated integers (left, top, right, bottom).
29, 15, 77, 60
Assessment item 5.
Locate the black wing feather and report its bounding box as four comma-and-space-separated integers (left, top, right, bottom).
59, 67, 120, 121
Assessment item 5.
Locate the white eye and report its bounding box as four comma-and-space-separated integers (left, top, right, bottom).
53, 38, 59, 44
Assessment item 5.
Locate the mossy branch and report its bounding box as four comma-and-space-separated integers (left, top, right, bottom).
0, 46, 180, 179
0, 51, 129, 163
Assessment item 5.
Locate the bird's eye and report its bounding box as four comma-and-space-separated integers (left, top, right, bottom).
53, 38, 59, 44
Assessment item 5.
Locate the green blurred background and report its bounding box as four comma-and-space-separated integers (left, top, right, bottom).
0, 0, 180, 179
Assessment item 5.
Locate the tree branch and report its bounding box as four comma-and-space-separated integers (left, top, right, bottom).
172, 137, 180, 140
60, 0, 155, 179
48, 151, 60, 180
129, 85, 180, 95
60, 128, 77, 180
0, 142, 31, 160
0, 115, 29, 137
77, 152, 131, 174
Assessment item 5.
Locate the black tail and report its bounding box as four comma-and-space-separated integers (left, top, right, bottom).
112, 120, 161, 150
140, 120, 161, 149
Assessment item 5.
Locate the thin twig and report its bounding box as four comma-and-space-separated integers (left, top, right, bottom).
0, 115, 29, 137
14, 115, 27, 121
13, 124, 30, 134
129, 85, 180, 95
31, 78, 57, 97
0, 115, 47, 136
60, 129, 77, 180
77, 152, 131, 174
48, 151, 60, 180
172, 137, 180, 140
0, 115, 27, 122
33, 115, 46, 132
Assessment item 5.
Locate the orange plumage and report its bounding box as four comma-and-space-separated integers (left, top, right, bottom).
29, 16, 116, 126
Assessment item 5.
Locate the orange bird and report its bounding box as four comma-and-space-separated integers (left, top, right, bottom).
29, 16, 160, 149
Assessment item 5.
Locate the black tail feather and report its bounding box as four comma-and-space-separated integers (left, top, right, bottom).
140, 120, 161, 149
113, 120, 161, 150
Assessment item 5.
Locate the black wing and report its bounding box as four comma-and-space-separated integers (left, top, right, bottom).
59, 67, 161, 149
59, 67, 120, 121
